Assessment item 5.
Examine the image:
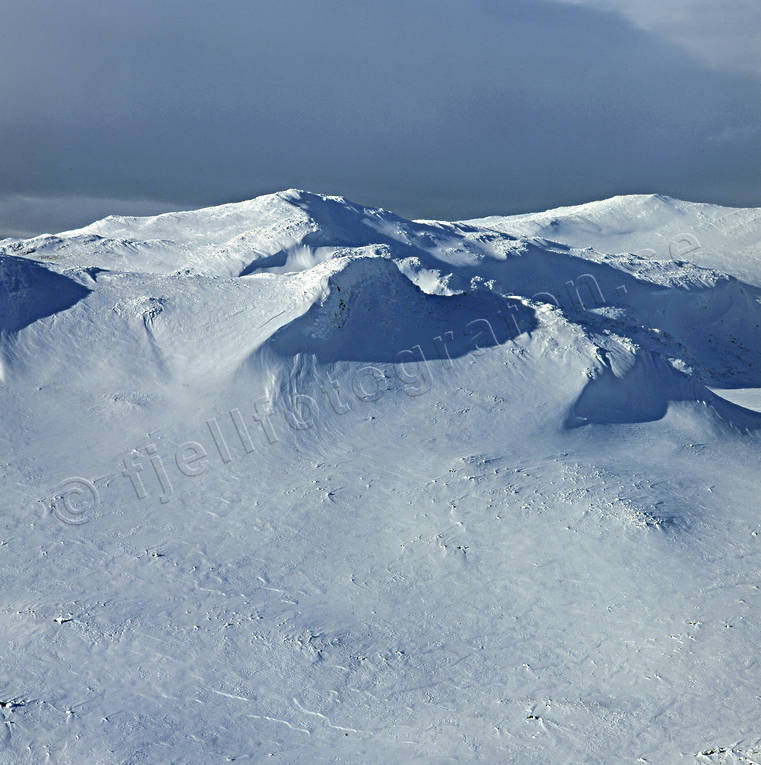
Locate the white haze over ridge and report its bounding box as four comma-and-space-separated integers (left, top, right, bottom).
0, 194, 188, 239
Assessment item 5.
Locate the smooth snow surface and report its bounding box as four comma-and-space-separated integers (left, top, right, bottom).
710, 388, 761, 414
1, 190, 761, 763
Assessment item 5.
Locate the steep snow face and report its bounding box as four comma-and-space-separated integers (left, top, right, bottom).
0, 255, 90, 332
263, 255, 537, 364
1, 191, 761, 764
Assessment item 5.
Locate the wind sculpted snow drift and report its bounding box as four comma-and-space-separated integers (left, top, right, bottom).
1, 190, 761, 763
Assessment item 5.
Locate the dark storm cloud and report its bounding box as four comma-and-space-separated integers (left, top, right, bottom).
1, 0, 760, 235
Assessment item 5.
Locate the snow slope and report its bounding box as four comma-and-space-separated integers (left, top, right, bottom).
1, 190, 761, 764
463, 193, 761, 287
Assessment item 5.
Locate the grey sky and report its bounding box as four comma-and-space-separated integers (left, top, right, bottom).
1, 0, 760, 236
556, 0, 761, 76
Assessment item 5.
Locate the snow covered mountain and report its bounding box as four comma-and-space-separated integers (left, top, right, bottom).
1, 190, 761, 763
464, 193, 761, 287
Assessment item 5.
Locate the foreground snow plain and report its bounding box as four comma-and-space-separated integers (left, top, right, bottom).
1, 190, 761, 763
